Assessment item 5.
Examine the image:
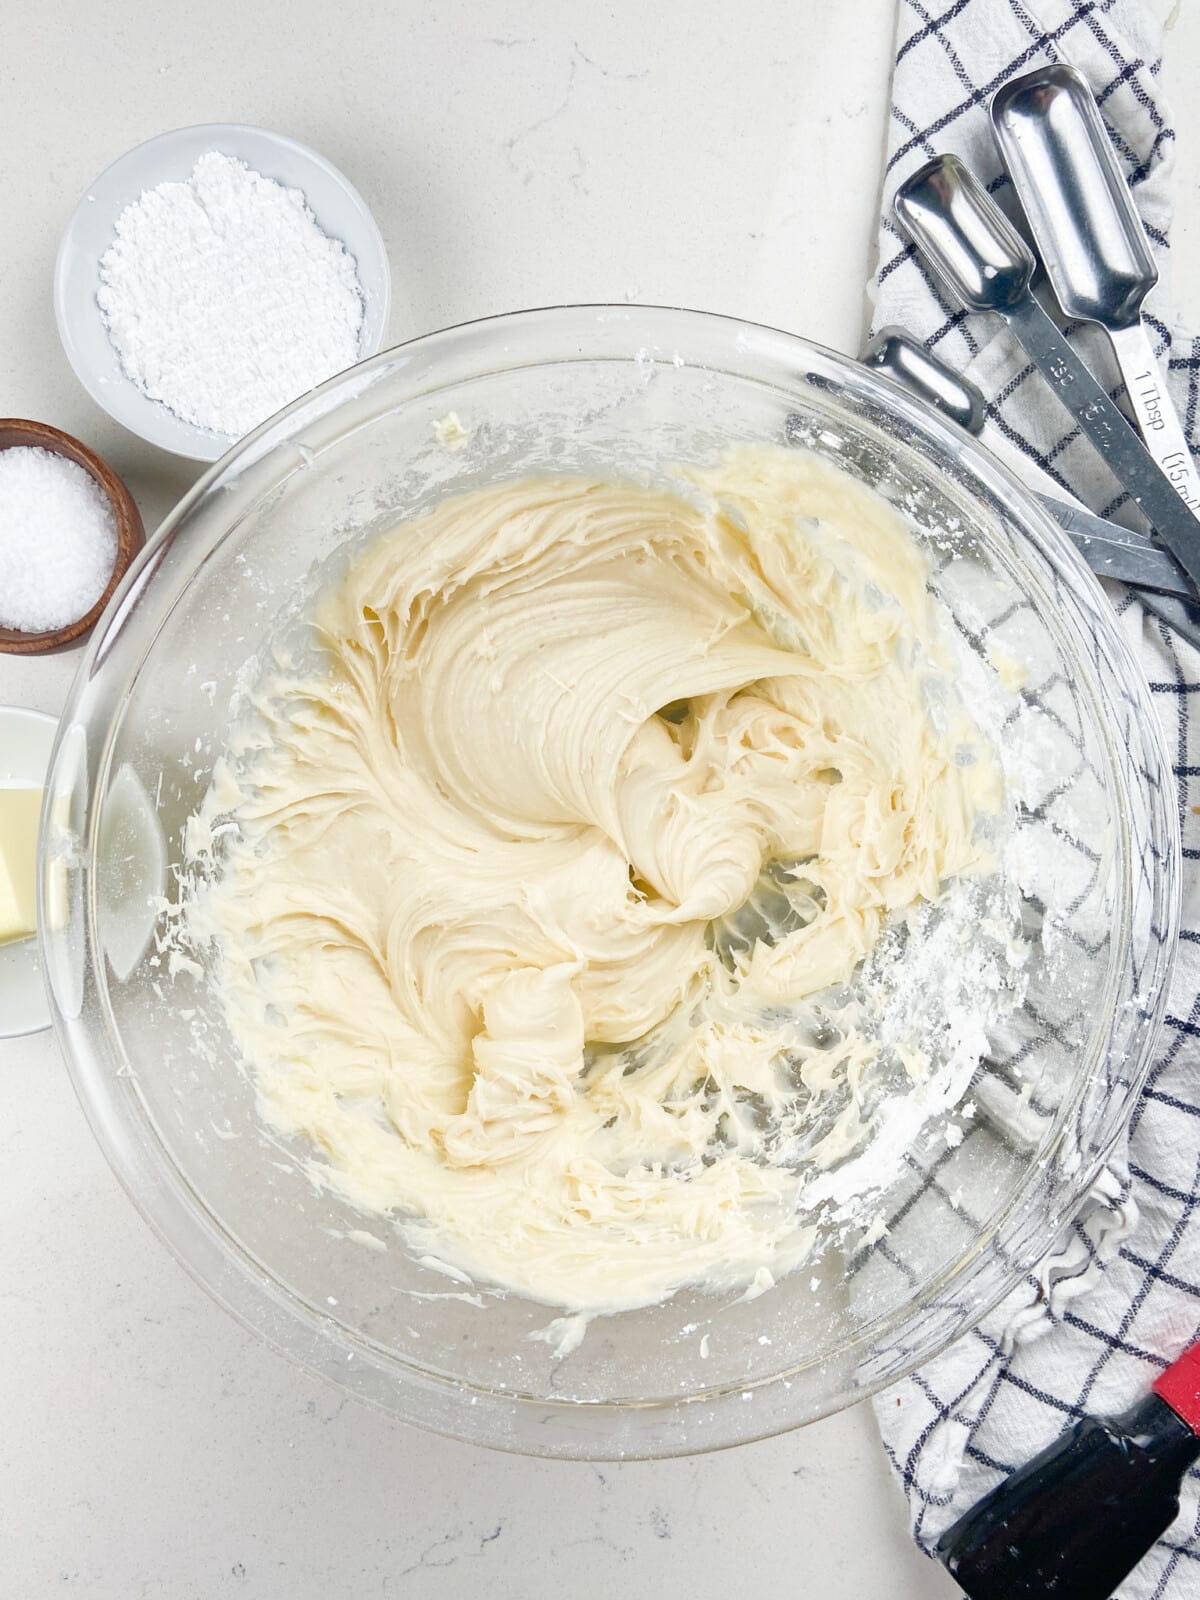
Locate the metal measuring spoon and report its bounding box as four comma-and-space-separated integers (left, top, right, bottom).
992, 64, 1200, 517
893, 154, 1200, 597
861, 328, 1200, 648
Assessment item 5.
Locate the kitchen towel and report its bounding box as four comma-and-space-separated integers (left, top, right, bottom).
869, 1, 1200, 1593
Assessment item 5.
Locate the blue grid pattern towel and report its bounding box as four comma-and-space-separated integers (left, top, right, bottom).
870, 2, 1200, 1594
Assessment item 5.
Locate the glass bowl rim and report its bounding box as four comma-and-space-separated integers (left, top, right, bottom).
42, 302, 1182, 1457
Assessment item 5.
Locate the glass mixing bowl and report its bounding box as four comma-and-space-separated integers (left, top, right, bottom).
40, 306, 1179, 1458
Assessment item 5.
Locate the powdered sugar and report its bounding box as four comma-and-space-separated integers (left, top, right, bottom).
802, 872, 1027, 1219
97, 152, 365, 439
0, 446, 117, 632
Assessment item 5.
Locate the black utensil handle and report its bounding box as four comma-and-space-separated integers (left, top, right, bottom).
936, 1391, 1200, 1600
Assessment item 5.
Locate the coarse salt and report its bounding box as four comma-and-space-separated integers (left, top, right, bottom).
0, 447, 117, 632
97, 152, 366, 440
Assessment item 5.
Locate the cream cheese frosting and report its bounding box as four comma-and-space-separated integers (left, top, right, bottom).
186, 446, 1005, 1314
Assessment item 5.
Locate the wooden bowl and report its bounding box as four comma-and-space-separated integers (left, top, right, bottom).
0, 419, 145, 655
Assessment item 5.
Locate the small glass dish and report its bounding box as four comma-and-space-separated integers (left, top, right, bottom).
0, 706, 57, 1037
40, 306, 1179, 1458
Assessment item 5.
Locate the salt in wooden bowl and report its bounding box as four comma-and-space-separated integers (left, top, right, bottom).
0, 419, 144, 655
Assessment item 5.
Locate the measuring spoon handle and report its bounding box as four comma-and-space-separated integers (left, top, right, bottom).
1107, 322, 1200, 514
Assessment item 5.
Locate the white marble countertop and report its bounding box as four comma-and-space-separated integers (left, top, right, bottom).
2, 3, 1197, 1595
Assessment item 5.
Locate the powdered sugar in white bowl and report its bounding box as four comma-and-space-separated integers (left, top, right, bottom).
54, 125, 392, 463
96, 152, 367, 441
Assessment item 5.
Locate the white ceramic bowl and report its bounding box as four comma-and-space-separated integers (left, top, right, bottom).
53, 124, 392, 462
